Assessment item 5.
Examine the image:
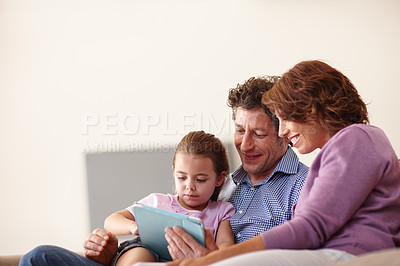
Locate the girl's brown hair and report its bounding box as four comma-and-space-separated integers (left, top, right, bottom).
173, 131, 229, 201
263, 60, 369, 136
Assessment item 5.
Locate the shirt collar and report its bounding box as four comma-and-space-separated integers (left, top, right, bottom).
231, 147, 299, 185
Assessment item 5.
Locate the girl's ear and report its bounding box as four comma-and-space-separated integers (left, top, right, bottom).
216, 171, 227, 187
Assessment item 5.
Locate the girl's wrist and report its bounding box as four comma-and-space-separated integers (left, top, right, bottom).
130, 222, 138, 234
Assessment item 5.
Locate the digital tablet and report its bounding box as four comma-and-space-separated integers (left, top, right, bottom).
132, 203, 205, 260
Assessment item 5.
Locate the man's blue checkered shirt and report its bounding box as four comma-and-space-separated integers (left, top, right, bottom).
227, 147, 308, 243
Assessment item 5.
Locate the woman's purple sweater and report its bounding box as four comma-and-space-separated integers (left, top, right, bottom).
261, 124, 400, 255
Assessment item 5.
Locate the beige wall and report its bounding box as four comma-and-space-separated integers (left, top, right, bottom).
1, 0, 399, 255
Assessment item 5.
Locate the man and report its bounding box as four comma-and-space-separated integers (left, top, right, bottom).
164, 76, 308, 259
19, 76, 308, 265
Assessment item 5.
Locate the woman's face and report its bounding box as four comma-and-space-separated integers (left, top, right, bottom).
276, 115, 331, 154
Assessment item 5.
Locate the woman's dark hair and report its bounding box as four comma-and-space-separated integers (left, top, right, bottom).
263, 60, 369, 136
173, 131, 229, 201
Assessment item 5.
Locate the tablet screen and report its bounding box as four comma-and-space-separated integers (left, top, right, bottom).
132, 203, 205, 260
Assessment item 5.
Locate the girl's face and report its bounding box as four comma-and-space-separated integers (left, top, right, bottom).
174, 152, 225, 211
276, 115, 331, 154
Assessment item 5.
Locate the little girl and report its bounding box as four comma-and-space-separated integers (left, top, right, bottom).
104, 131, 235, 265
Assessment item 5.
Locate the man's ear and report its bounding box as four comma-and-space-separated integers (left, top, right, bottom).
216, 171, 227, 187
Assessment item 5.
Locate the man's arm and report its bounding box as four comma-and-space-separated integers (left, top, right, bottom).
165, 226, 219, 260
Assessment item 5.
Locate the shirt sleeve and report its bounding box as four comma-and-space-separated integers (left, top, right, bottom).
261, 126, 386, 249
219, 200, 236, 221
126, 193, 161, 216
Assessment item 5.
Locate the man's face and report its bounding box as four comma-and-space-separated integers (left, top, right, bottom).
234, 107, 288, 183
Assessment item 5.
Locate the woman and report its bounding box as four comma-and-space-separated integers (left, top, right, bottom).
169, 60, 400, 266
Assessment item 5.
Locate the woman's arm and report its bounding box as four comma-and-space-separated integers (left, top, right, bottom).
168, 235, 265, 266
259, 126, 392, 251
165, 226, 219, 260
215, 220, 234, 249
104, 209, 138, 235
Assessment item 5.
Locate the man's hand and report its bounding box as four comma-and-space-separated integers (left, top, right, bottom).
83, 228, 119, 265
165, 226, 218, 260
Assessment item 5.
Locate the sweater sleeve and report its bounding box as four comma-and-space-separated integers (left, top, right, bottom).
260, 125, 388, 249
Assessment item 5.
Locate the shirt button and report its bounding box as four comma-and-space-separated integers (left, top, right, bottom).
238, 210, 243, 214
250, 187, 255, 190
237, 233, 241, 237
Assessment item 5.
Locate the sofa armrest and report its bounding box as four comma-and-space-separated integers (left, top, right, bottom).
0, 255, 23, 266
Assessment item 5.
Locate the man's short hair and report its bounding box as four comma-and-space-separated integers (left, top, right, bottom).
227, 76, 280, 131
